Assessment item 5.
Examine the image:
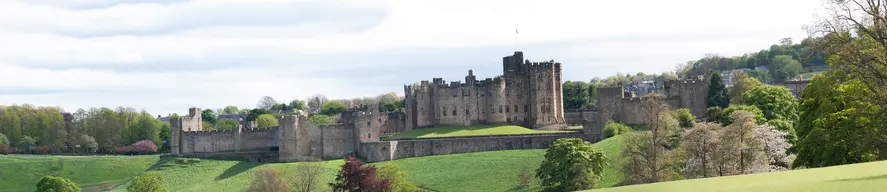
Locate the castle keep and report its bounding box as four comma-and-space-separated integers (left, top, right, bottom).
404, 51, 567, 130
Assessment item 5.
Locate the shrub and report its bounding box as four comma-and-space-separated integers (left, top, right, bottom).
18, 136, 36, 152
115, 146, 134, 154
256, 114, 278, 128
31, 145, 50, 154
35, 176, 81, 192
290, 162, 326, 192
602, 120, 632, 139
308, 114, 331, 125
536, 138, 607, 191
376, 164, 419, 192
0, 132, 8, 145
0, 144, 12, 155
132, 140, 158, 154
128, 171, 167, 192
329, 156, 391, 192
673, 108, 695, 128
249, 168, 290, 192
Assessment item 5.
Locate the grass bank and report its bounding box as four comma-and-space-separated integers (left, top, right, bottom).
0, 155, 158, 192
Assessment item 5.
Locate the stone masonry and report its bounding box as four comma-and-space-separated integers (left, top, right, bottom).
403, 51, 567, 130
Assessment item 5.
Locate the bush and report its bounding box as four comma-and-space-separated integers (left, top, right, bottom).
128, 171, 167, 192
308, 114, 331, 125
31, 145, 50, 154
376, 164, 420, 192
249, 168, 290, 192
535, 138, 607, 191
132, 140, 158, 153
673, 108, 695, 128
0, 144, 13, 155
257, 114, 278, 128
35, 176, 81, 192
290, 162, 326, 192
602, 120, 632, 139
0, 132, 8, 145
706, 105, 766, 125
115, 146, 134, 154
329, 156, 391, 192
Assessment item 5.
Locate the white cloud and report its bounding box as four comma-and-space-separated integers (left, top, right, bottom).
0, 0, 824, 115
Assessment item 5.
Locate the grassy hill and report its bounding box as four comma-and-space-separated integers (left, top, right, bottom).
385, 124, 576, 140
0, 155, 158, 192
106, 135, 625, 192
593, 159, 887, 192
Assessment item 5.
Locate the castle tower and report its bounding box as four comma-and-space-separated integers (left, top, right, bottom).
170, 117, 182, 154
278, 115, 298, 162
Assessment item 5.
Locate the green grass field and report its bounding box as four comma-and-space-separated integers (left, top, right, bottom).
594, 159, 887, 192
0, 155, 158, 192
385, 124, 576, 140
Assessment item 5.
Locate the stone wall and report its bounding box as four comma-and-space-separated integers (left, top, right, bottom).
320, 124, 356, 159
403, 51, 567, 131
178, 127, 278, 154
358, 133, 595, 163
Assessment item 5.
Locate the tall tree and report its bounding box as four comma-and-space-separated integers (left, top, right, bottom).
562, 81, 590, 110
622, 94, 684, 184
742, 85, 798, 122
222, 106, 240, 115
536, 138, 607, 191
257, 96, 278, 110
289, 99, 306, 111
201, 109, 217, 126
769, 55, 803, 82
728, 72, 763, 105
307, 94, 329, 113
707, 72, 730, 108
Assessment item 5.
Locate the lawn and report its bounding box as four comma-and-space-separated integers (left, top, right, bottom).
107, 135, 625, 192
594, 158, 887, 192
385, 124, 577, 140
0, 155, 159, 192
372, 134, 626, 192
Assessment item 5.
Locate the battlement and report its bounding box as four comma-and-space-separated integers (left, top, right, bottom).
183, 129, 237, 134
242, 126, 278, 133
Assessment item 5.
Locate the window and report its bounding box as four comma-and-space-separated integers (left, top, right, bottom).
367, 122, 371, 127
506, 106, 510, 113
465, 109, 469, 115
452, 107, 457, 116
499, 106, 503, 113
525, 105, 528, 113
514, 105, 519, 113
443, 107, 446, 116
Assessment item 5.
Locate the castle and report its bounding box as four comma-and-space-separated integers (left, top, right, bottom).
167, 51, 591, 163
404, 51, 567, 130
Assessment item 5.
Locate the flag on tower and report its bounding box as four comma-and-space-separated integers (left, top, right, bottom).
515, 28, 519, 35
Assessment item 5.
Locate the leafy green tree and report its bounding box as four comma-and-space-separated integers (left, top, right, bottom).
742, 85, 798, 122
672, 108, 695, 128
309, 114, 331, 125
562, 81, 590, 110
707, 72, 730, 108
201, 109, 217, 126
75, 134, 98, 152
18, 135, 35, 151
35, 176, 80, 192
728, 72, 762, 105
159, 123, 170, 152
769, 55, 802, 82
705, 105, 765, 125
536, 138, 607, 191
217, 119, 239, 131
321, 101, 348, 116
0, 132, 8, 145
247, 108, 271, 121
765, 119, 796, 144
127, 171, 167, 192
588, 83, 599, 105
222, 106, 240, 115
376, 164, 420, 192
602, 120, 632, 139
289, 100, 306, 110
256, 114, 278, 128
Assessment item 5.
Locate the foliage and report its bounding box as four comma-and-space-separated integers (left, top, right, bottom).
18, 135, 36, 151
765, 119, 796, 144
75, 134, 98, 150
0, 144, 12, 154
217, 119, 239, 131
247, 108, 271, 121
769, 55, 803, 82
672, 108, 695, 128
705, 105, 765, 125
256, 114, 278, 128
201, 109, 217, 126
707, 72, 730, 108
681, 122, 721, 178
683, 110, 788, 179
132, 140, 158, 153
376, 164, 420, 192
249, 168, 290, 192
329, 156, 391, 192
127, 171, 167, 192
321, 101, 348, 116
35, 176, 81, 192
0, 132, 8, 145
222, 106, 240, 115
308, 114, 331, 125
563, 81, 591, 110
728, 71, 763, 104
742, 85, 798, 122
720, 111, 767, 174
754, 124, 795, 172
290, 162, 328, 192
622, 100, 684, 184
289, 100, 307, 110
536, 138, 607, 191
602, 120, 633, 139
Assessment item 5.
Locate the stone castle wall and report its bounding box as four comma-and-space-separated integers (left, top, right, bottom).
179, 127, 278, 154
403, 51, 567, 130
358, 133, 595, 163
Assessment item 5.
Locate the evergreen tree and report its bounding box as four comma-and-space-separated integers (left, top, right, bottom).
707, 72, 730, 108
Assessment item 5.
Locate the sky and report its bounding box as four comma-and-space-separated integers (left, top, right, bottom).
0, 0, 825, 116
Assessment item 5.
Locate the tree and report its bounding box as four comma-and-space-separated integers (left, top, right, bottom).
705, 105, 765, 126
769, 55, 802, 82
754, 124, 795, 172
249, 168, 290, 192
127, 171, 167, 192
74, 134, 98, 152
728, 72, 762, 105
289, 100, 306, 111
0, 132, 8, 145
742, 85, 798, 122
201, 109, 217, 126
535, 138, 607, 191
307, 95, 329, 114
682, 122, 721, 178
18, 135, 35, 152
257, 96, 278, 110
720, 110, 766, 174
329, 156, 391, 192
217, 119, 239, 131
256, 114, 278, 128
247, 108, 271, 121
376, 164, 420, 192
222, 106, 240, 115
562, 81, 590, 110
622, 94, 684, 184
290, 162, 328, 192
308, 114, 331, 125
321, 101, 348, 116
35, 176, 81, 192
672, 108, 695, 129
131, 140, 158, 154
602, 120, 632, 139
707, 72, 730, 108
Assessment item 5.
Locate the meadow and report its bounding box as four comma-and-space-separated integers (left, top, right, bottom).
0, 155, 158, 192
384, 124, 577, 140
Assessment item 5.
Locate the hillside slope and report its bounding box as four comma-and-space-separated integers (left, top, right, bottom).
0, 155, 158, 192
